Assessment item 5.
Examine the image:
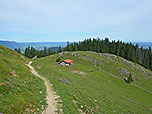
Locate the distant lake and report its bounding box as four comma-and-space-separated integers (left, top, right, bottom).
132, 42, 152, 48
0, 41, 68, 53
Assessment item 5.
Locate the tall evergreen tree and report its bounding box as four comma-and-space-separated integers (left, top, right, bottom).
104, 38, 109, 53
147, 47, 151, 69
150, 55, 152, 70
73, 42, 78, 51
43, 47, 47, 56
14, 48, 18, 52
66, 41, 70, 51
92, 38, 97, 52
146, 53, 150, 68
14, 48, 21, 54
120, 47, 125, 57
37, 50, 43, 58
24, 47, 30, 58
143, 50, 148, 67
18, 48, 21, 54
115, 40, 121, 56
58, 46, 62, 53
78, 41, 83, 51
131, 47, 136, 62
149, 47, 152, 70
135, 44, 139, 62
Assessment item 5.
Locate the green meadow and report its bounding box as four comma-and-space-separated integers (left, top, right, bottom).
32, 51, 152, 114
0, 45, 47, 114
1, 45, 152, 114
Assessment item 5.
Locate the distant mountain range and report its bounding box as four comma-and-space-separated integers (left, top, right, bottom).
0, 40, 152, 53
0, 40, 67, 52
0, 41, 19, 49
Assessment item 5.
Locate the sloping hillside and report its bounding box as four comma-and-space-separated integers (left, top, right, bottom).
32, 51, 152, 114
0, 45, 47, 114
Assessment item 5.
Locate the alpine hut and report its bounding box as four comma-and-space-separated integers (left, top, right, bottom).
59, 59, 73, 67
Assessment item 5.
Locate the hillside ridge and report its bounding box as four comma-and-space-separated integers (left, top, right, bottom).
0, 45, 47, 113
32, 51, 152, 114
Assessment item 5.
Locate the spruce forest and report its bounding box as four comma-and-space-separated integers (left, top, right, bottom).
65, 38, 152, 71
15, 46, 56, 58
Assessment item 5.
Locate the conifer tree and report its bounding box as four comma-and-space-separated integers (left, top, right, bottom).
135, 44, 139, 62
24, 47, 30, 58
43, 47, 47, 56
147, 47, 151, 68
120, 47, 125, 57
150, 55, 152, 70
58, 45, 62, 53
14, 48, 21, 54
127, 73, 133, 83
104, 38, 109, 52
72, 42, 78, 51
66, 41, 70, 51
131, 47, 136, 62
116, 40, 121, 56
78, 41, 83, 51
149, 47, 152, 70
14, 48, 18, 52
143, 50, 148, 67
18, 48, 21, 54
146, 53, 149, 68
37, 50, 43, 58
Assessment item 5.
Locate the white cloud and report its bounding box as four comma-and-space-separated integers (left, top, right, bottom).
0, 0, 152, 41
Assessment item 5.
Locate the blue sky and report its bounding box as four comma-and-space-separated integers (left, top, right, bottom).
0, 0, 152, 42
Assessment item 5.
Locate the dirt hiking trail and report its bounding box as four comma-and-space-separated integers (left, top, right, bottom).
27, 61, 59, 114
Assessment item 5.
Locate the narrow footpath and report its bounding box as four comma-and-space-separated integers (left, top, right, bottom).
27, 61, 58, 114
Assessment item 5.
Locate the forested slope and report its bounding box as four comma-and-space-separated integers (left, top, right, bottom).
65, 38, 152, 71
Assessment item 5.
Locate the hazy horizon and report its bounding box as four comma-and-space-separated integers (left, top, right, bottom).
1, 39, 152, 43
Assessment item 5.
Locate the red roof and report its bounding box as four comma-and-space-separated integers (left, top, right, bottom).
64, 59, 73, 64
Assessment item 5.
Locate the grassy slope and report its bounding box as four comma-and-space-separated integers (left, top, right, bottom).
0, 45, 47, 114
32, 51, 152, 114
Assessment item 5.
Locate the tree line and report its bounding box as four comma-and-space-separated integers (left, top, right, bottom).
65, 38, 152, 71
15, 46, 56, 58
14, 48, 21, 54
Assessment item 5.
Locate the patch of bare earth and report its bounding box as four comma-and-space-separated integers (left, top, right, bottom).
72, 70, 86, 75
